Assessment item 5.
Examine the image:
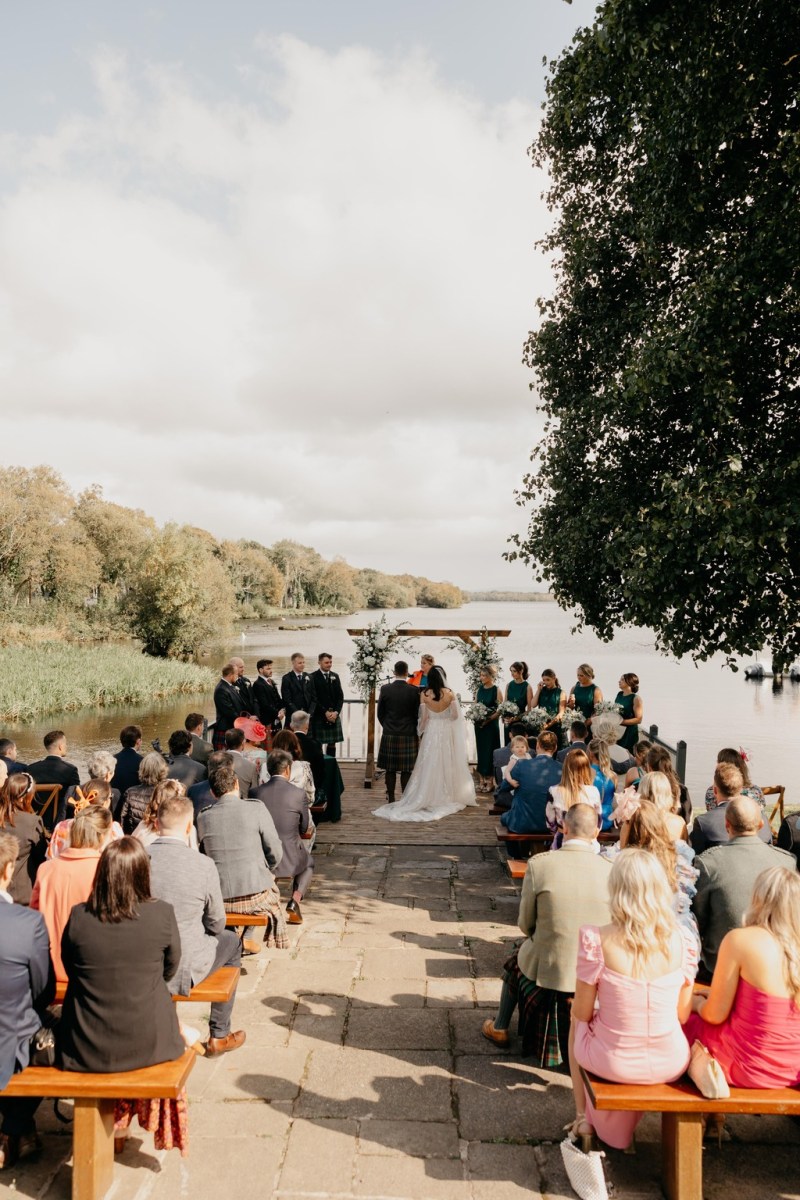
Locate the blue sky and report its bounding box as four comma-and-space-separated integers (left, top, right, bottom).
1, 1, 600, 589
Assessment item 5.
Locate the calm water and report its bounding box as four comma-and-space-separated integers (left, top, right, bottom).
7, 602, 798, 805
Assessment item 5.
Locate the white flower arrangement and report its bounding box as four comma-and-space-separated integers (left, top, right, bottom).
496, 700, 520, 719
560, 707, 587, 733
521, 706, 551, 733
348, 616, 411, 700
445, 630, 502, 694
463, 701, 490, 724
593, 701, 623, 717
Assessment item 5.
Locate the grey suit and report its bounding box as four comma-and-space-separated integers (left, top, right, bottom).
230, 751, 260, 797
690, 800, 772, 855
253, 776, 314, 896
148, 837, 241, 1037
691, 835, 797, 976
190, 733, 213, 766
168, 754, 207, 789
197, 793, 282, 899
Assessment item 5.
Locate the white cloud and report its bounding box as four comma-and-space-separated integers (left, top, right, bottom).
0, 37, 550, 589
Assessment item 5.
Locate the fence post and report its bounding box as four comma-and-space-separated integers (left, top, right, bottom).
676, 740, 687, 785
648, 723, 659, 741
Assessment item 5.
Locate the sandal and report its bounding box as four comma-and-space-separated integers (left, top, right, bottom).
564, 1113, 595, 1153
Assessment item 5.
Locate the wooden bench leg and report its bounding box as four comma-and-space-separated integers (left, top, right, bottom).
72, 1097, 115, 1200
661, 1111, 703, 1200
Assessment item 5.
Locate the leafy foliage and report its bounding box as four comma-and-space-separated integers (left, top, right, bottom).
511, 0, 800, 669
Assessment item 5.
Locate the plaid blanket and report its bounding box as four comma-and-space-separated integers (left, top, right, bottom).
377, 733, 419, 773
503, 949, 571, 1069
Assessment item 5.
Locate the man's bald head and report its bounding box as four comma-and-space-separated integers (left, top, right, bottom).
564, 803, 601, 841
725, 795, 764, 837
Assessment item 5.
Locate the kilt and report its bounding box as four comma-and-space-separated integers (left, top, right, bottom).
225, 885, 289, 949
310, 712, 344, 744
377, 733, 419, 773
212, 726, 227, 751
503, 949, 571, 1069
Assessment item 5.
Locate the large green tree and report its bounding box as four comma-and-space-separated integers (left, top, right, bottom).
512, 0, 800, 669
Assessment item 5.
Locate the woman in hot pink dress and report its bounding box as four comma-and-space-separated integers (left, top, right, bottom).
568, 849, 697, 1150
684, 866, 800, 1088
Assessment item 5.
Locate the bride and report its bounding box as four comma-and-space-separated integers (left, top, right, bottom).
373, 668, 477, 822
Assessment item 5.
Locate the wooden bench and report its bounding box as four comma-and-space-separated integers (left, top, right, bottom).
506, 858, 528, 880
53, 967, 239, 1006
581, 1069, 800, 1200
0, 1050, 195, 1200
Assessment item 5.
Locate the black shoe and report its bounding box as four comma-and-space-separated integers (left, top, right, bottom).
286, 899, 303, 924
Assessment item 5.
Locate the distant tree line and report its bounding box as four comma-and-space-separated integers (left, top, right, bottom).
0, 466, 463, 658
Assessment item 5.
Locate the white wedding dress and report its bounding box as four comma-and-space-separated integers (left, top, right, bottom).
373, 693, 477, 822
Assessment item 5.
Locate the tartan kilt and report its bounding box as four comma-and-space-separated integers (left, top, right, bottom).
310, 713, 344, 744
377, 733, 419, 773
503, 949, 571, 1069
225, 886, 289, 949
212, 726, 228, 751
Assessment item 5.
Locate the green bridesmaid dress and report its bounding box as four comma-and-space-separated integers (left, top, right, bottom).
474, 684, 501, 775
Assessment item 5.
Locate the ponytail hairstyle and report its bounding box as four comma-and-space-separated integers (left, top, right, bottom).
511, 661, 529, 681
541, 668, 560, 689
588, 738, 614, 784
646, 746, 681, 807
74, 780, 112, 812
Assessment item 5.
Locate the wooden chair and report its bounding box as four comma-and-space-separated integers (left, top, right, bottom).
32, 783, 62, 831
763, 784, 785, 832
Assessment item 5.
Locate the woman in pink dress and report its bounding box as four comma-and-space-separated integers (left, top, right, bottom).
568, 848, 697, 1150
684, 865, 800, 1088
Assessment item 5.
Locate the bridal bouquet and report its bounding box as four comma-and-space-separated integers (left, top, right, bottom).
520, 706, 550, 734
497, 700, 520, 719
348, 616, 410, 700
560, 707, 586, 733
463, 701, 490, 724
593, 701, 623, 717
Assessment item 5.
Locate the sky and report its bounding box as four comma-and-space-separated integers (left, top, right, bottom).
0, 1, 600, 591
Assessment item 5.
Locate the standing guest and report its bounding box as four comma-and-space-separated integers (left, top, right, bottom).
223, 729, 260, 797
167, 730, 207, 789
588, 739, 617, 831
624, 739, 653, 789
59, 838, 186, 1073
271, 730, 315, 806
0, 739, 28, 775
691, 762, 772, 854
0, 833, 53, 1171
408, 654, 435, 689
281, 654, 317, 727
474, 666, 504, 793
119, 752, 168, 835
501, 732, 562, 834
197, 765, 287, 953
546, 748, 602, 836
229, 658, 254, 712
556, 720, 589, 765
568, 664, 603, 723
212, 664, 246, 750
185, 714, 213, 767
110, 726, 144, 797
31, 809, 112, 982
252, 660, 285, 744
28, 731, 80, 828
614, 673, 643, 753
132, 779, 198, 850
646, 745, 693, 825
482, 805, 611, 1065
47, 780, 123, 859
0, 773, 46, 904
187, 751, 231, 824
291, 711, 325, 795
253, 749, 314, 925
148, 792, 245, 1057
704, 747, 766, 811
377, 662, 421, 803
532, 669, 566, 739
504, 662, 533, 742
233, 716, 269, 780
310, 653, 345, 757
691, 796, 796, 980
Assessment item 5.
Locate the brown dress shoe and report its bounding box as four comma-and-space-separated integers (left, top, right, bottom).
286, 899, 303, 924
481, 1018, 510, 1047
242, 939, 263, 955
205, 1030, 246, 1056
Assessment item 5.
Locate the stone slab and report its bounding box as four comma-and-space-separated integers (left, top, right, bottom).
346, 1008, 450, 1051
279, 1118, 358, 1193
357, 1119, 461, 1159
296, 1048, 453, 1120
467, 1142, 543, 1199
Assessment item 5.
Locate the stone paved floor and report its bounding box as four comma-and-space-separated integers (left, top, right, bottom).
3, 843, 800, 1199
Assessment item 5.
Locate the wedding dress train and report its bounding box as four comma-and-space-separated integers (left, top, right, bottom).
373, 695, 477, 822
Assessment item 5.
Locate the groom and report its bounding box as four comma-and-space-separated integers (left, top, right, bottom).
377, 661, 421, 802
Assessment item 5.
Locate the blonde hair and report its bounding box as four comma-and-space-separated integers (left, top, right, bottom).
71, 807, 113, 849
561, 749, 594, 808
625, 805, 678, 892
480, 664, 497, 681
744, 867, 800, 1004
608, 849, 678, 975
141, 778, 185, 831
638, 771, 677, 814
588, 738, 614, 783
577, 663, 595, 681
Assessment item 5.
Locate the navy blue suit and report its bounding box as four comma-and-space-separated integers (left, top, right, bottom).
0, 755, 28, 775
111, 746, 144, 798
188, 779, 215, 824
501, 755, 563, 833
0, 898, 54, 1141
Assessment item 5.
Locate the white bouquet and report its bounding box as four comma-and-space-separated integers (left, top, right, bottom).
463, 701, 490, 724
521, 706, 550, 734
593, 701, 623, 717
497, 700, 520, 719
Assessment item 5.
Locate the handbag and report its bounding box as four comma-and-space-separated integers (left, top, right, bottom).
30, 1024, 56, 1067
688, 1039, 730, 1099
560, 1135, 609, 1200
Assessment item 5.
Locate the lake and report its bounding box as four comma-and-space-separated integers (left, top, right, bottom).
7, 601, 798, 807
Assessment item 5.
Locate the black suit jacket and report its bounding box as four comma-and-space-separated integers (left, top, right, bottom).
213, 678, 245, 733
253, 675, 284, 728
377, 679, 420, 736
311, 668, 344, 715
0, 901, 54, 1089
111, 746, 143, 796
168, 754, 207, 789
188, 779, 214, 824
234, 675, 254, 712
28, 755, 80, 825
281, 672, 317, 724
296, 731, 325, 789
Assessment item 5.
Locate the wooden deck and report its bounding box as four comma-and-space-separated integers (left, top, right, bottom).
318, 760, 497, 846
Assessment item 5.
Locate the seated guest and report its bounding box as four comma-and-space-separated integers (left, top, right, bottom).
0, 738, 28, 776
501, 734, 532, 786
492, 723, 528, 810
223, 729, 260, 797
482, 804, 611, 1065
167, 730, 206, 789
197, 765, 286, 953
59, 838, 185, 1073
622, 804, 699, 950
0, 833, 54, 1171
646, 745, 692, 825
234, 717, 268, 780
546, 748, 601, 837
187, 751, 232, 823
556, 720, 588, 764
501, 732, 561, 834
252, 750, 314, 925
148, 791, 245, 1056
587, 739, 617, 831
703, 747, 766, 812
624, 738, 652, 789
119, 752, 168, 834
291, 711, 325, 794
132, 779, 198, 849
691, 762, 772, 854
692, 796, 796, 980
185, 713, 213, 766
84, 751, 121, 815
28, 730, 80, 828
617, 773, 688, 845
31, 808, 112, 982
685, 866, 800, 1088
591, 713, 635, 774
569, 849, 697, 1151
271, 730, 315, 806
47, 780, 123, 859
0, 772, 46, 904
110, 725, 144, 797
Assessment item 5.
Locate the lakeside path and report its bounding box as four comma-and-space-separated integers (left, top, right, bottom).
3, 779, 799, 1199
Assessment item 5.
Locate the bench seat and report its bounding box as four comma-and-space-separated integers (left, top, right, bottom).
224, 911, 268, 927
1, 1051, 195, 1200
54, 966, 239, 1007
506, 858, 528, 880
581, 1070, 800, 1200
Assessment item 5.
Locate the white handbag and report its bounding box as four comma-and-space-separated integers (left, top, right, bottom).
560, 1135, 609, 1200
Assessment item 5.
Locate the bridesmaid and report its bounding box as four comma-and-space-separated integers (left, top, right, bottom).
568, 664, 603, 724
474, 667, 503, 792
504, 662, 532, 743
615, 673, 643, 753
532, 668, 566, 741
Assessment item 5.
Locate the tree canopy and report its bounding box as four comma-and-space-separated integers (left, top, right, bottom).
511, 0, 800, 669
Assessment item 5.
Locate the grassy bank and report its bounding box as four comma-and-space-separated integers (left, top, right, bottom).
0, 644, 216, 723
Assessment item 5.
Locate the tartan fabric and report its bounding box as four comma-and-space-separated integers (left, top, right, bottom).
377, 732, 419, 773
310, 712, 344, 744
212, 727, 228, 751
225, 885, 289, 949
114, 1091, 189, 1156
503, 949, 571, 1069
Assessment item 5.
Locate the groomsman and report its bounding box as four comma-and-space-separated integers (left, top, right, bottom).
212, 665, 245, 750
229, 658, 254, 712
310, 653, 345, 757
253, 660, 285, 736
281, 654, 316, 727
